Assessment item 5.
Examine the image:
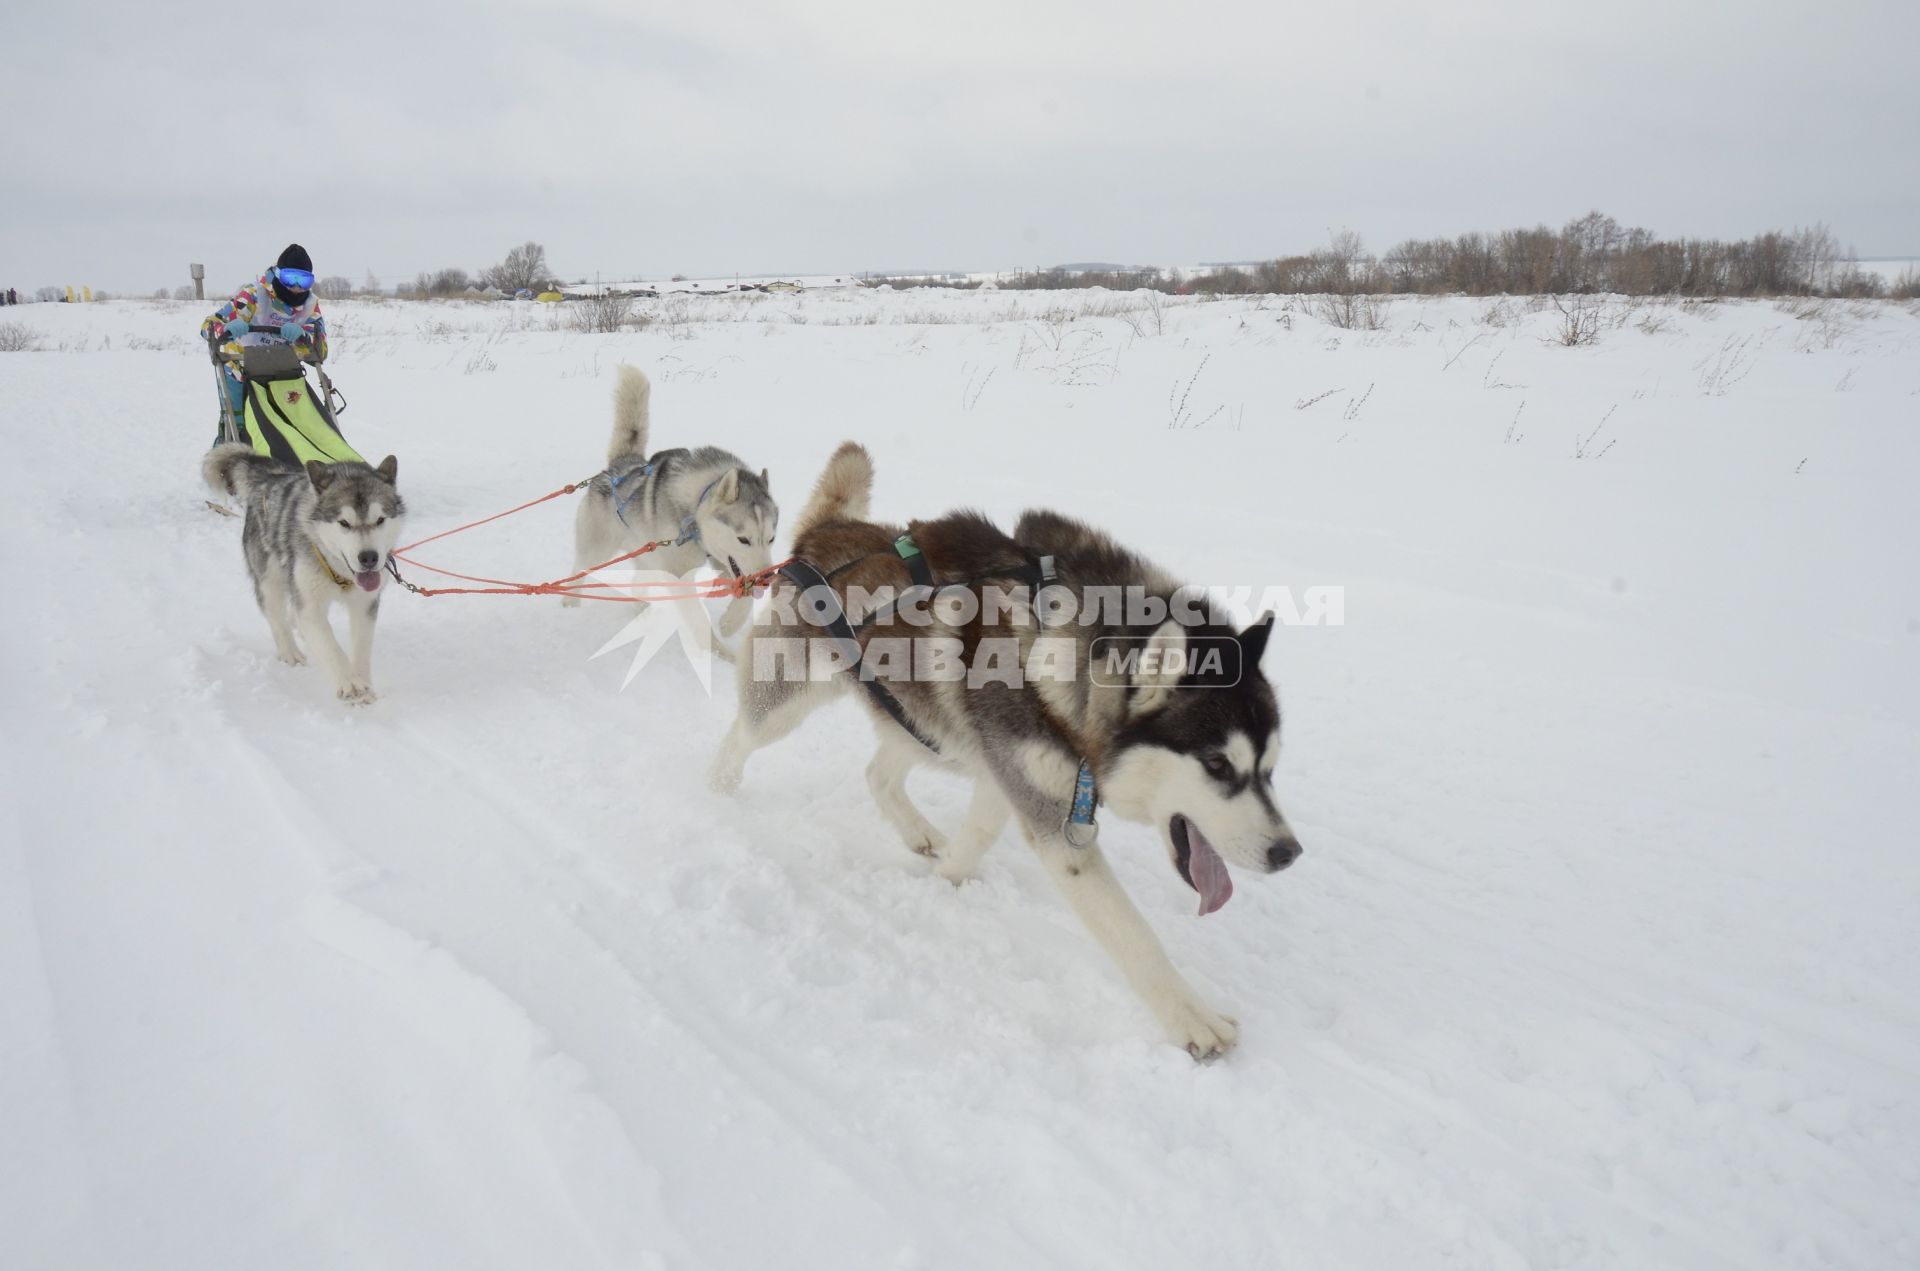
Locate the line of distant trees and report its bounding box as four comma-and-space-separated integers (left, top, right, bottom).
398, 241, 556, 299
889, 214, 1917, 300
35, 241, 559, 305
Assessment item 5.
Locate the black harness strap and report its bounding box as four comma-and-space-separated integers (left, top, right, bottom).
777, 535, 1061, 756
777, 557, 944, 753
893, 533, 933, 589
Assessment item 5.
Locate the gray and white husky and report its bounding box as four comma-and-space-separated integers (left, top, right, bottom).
565, 366, 778, 642
708, 443, 1305, 1058
203, 444, 406, 704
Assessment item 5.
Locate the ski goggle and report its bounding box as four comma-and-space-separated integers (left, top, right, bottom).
276, 266, 315, 291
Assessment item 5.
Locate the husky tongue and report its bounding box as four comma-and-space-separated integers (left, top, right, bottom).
354, 570, 382, 592
1183, 819, 1234, 916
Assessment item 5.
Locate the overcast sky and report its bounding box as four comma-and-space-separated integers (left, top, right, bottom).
2, 0, 1914, 294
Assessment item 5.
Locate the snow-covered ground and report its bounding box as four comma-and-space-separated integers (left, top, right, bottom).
3, 288, 1917, 1270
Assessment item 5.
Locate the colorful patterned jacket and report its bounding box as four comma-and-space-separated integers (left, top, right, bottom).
200, 273, 328, 371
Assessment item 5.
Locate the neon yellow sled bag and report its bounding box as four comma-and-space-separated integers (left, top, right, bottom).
237, 343, 363, 465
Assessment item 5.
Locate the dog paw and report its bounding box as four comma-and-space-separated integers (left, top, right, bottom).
560, 595, 581, 609
706, 758, 743, 795
932, 857, 974, 886
1161, 1000, 1239, 1061
905, 828, 948, 859
337, 683, 378, 705
277, 650, 307, 666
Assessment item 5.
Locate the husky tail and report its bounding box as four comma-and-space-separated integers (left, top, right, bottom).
794, 441, 873, 538
608, 365, 652, 462
203, 442, 285, 499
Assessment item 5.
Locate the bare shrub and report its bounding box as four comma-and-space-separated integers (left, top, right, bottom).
1299, 232, 1391, 329
1109, 291, 1168, 337
571, 292, 635, 333
1316, 291, 1389, 331
0, 321, 41, 352
1548, 294, 1604, 346
316, 275, 353, 299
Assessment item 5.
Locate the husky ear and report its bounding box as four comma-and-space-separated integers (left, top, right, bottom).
305, 460, 334, 492
1130, 619, 1187, 715
759, 467, 768, 486
375, 455, 398, 485
715, 469, 742, 504
1239, 610, 1275, 667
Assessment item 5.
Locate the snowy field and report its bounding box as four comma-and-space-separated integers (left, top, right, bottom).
3, 287, 1918, 1270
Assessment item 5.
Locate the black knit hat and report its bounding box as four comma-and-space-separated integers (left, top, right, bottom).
277, 243, 313, 272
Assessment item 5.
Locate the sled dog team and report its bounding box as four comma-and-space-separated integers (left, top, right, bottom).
204, 366, 1305, 1058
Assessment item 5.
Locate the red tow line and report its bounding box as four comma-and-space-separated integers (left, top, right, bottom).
385, 476, 790, 602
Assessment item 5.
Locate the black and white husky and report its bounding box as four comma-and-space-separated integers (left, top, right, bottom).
203, 445, 406, 704
708, 443, 1304, 1058
565, 367, 778, 641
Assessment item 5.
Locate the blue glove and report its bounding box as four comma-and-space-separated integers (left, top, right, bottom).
280, 322, 305, 343
223, 318, 250, 338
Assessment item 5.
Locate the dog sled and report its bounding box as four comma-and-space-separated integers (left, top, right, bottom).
211, 334, 362, 466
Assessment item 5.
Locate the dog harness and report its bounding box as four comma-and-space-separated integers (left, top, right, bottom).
777, 533, 1102, 845
605, 461, 654, 530
606, 460, 727, 554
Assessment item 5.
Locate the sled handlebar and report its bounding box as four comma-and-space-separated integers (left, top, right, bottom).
208, 330, 312, 361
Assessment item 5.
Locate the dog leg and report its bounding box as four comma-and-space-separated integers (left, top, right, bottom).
707, 683, 825, 792
346, 594, 379, 697
933, 779, 1011, 884
1022, 822, 1238, 1059
866, 733, 944, 857
716, 592, 753, 639
706, 592, 753, 665
258, 571, 304, 665
707, 631, 837, 792
984, 749, 1236, 1058
564, 496, 618, 609
297, 599, 372, 704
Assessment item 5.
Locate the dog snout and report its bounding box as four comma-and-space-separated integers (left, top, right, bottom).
357, 549, 380, 570
1266, 836, 1302, 871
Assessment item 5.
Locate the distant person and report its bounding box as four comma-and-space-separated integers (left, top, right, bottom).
200, 244, 330, 446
